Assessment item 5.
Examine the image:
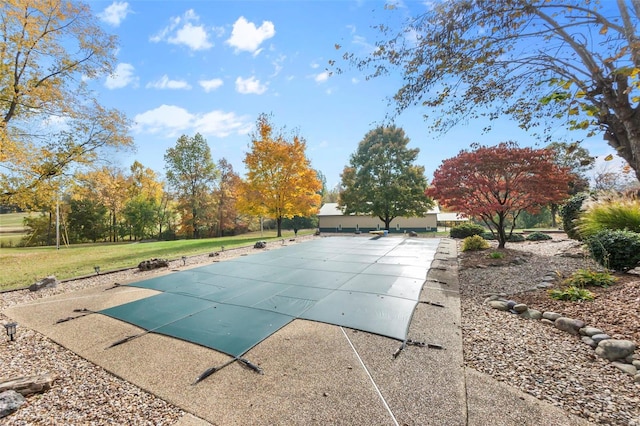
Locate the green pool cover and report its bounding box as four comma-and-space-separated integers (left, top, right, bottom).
100, 237, 439, 357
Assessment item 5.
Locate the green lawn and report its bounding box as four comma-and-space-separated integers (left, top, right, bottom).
0, 230, 308, 291
0, 212, 30, 229
0, 212, 30, 248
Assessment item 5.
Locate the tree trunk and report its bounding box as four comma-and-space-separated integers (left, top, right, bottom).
47, 210, 52, 246
496, 213, 507, 249
277, 216, 282, 237
550, 204, 558, 228
601, 99, 640, 182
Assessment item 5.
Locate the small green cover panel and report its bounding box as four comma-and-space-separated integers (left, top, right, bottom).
99, 237, 439, 357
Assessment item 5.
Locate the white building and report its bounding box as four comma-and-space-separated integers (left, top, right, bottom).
317, 203, 440, 234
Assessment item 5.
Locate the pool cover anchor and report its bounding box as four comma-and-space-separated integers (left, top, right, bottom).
392, 339, 444, 359
419, 300, 445, 308
55, 308, 96, 324
193, 356, 263, 385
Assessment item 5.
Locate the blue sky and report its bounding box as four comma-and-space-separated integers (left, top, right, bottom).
87, 0, 621, 189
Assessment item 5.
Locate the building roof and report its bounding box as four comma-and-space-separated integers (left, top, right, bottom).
436, 212, 469, 222
318, 203, 440, 217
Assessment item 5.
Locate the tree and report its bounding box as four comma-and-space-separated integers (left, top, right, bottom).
1, 0, 132, 204
73, 166, 128, 242
67, 198, 108, 243
238, 114, 322, 237
593, 162, 640, 192
122, 161, 165, 240
164, 133, 218, 238
338, 126, 433, 230
426, 142, 571, 248
214, 158, 241, 237
547, 141, 595, 226
337, 1, 640, 180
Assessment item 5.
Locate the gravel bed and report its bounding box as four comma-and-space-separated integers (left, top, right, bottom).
460, 235, 640, 425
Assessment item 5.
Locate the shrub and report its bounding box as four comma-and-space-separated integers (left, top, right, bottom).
560, 193, 588, 240
586, 229, 640, 272
577, 199, 640, 239
525, 231, 552, 241
563, 269, 617, 288
506, 233, 525, 242
489, 251, 504, 259
548, 286, 595, 301
481, 231, 496, 240
462, 235, 490, 251
450, 223, 485, 239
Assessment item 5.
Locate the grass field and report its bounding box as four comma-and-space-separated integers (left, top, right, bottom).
0, 212, 30, 247
0, 230, 308, 291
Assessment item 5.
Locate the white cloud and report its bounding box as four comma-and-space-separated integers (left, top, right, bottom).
194, 111, 253, 137
314, 71, 330, 83
169, 22, 212, 51
151, 10, 212, 51
199, 78, 224, 93
98, 1, 131, 27
105, 63, 136, 89
226, 16, 275, 54
134, 105, 193, 135
133, 104, 251, 138
271, 54, 286, 77
146, 75, 192, 90
235, 76, 267, 95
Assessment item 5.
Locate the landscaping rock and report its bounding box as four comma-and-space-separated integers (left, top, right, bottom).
581, 336, 597, 348
488, 300, 509, 311
595, 339, 636, 361
506, 300, 517, 310
483, 295, 502, 304
519, 309, 542, 320
579, 326, 604, 337
554, 317, 585, 335
28, 276, 58, 292
633, 360, 640, 369
635, 374, 640, 383
542, 312, 562, 321
540, 319, 555, 326
253, 241, 267, 249
512, 303, 528, 313
137, 259, 169, 271
611, 362, 638, 376
591, 333, 611, 344
0, 390, 25, 419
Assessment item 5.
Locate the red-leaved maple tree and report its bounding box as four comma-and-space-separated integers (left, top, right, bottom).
426, 142, 571, 248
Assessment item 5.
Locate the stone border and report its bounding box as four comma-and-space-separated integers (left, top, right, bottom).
484, 292, 640, 384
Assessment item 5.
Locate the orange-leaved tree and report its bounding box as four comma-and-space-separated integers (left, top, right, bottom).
238, 114, 322, 237
1, 0, 132, 205
426, 142, 571, 248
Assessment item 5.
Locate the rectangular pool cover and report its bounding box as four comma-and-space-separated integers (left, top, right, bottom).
100, 237, 439, 357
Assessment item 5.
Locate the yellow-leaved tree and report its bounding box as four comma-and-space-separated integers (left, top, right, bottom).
0, 0, 132, 206
238, 114, 322, 237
